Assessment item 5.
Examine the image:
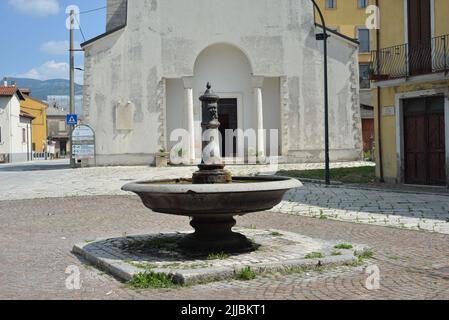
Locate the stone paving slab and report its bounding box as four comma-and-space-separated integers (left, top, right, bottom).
274, 183, 449, 235
73, 229, 363, 286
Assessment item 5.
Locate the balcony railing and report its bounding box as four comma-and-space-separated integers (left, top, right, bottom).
370, 34, 449, 81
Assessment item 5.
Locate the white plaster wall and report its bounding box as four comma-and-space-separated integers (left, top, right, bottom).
0, 97, 12, 157
83, 0, 362, 165
83, 30, 163, 165
0, 95, 28, 162
262, 77, 282, 155
10, 96, 25, 162
0, 95, 33, 163
166, 78, 186, 151
15, 118, 32, 162
327, 37, 362, 151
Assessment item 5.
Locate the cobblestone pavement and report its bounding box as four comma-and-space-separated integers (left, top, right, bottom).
2, 161, 449, 234
1, 196, 449, 300
0, 161, 371, 201
274, 184, 449, 234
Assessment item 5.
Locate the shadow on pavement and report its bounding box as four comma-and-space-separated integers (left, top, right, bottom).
0, 161, 70, 172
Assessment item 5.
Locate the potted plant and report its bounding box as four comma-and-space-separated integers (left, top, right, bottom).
155, 148, 169, 167
368, 67, 389, 81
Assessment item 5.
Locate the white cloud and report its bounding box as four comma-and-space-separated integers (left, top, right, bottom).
9, 0, 60, 17
17, 60, 83, 84
40, 41, 82, 55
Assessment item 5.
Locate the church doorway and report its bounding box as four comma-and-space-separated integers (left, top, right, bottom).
218, 98, 238, 157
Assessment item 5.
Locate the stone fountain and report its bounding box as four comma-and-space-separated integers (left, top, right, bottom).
122, 83, 302, 253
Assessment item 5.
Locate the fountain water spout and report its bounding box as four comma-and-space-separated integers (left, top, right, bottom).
192, 83, 227, 184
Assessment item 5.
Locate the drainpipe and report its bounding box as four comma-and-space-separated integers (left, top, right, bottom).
376, 0, 385, 182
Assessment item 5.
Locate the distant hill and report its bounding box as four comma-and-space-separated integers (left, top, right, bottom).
5, 78, 83, 101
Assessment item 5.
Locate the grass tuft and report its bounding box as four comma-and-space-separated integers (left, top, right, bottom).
319, 212, 328, 220
305, 252, 324, 259
277, 166, 375, 184
235, 267, 257, 281
207, 252, 229, 260
334, 244, 353, 250
357, 248, 374, 259
128, 272, 178, 289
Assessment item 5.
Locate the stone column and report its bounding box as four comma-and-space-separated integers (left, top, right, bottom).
252, 76, 265, 162
183, 77, 195, 164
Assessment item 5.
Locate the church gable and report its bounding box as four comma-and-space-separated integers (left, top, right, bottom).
107, 0, 127, 32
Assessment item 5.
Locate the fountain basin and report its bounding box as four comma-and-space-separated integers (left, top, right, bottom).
122, 176, 302, 252
122, 176, 302, 216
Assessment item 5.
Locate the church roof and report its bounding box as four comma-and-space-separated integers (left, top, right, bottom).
81, 24, 126, 48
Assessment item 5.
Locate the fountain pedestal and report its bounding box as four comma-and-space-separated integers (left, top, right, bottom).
180, 215, 254, 252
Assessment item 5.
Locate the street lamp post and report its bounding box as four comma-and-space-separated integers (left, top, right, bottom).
311, 0, 331, 186
69, 10, 76, 169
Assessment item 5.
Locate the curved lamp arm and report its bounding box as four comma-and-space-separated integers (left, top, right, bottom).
311, 0, 327, 32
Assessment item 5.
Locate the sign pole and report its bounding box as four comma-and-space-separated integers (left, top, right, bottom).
69, 9, 76, 169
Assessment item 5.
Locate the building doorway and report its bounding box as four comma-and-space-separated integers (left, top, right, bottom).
218, 98, 238, 157
404, 96, 446, 185
407, 0, 432, 76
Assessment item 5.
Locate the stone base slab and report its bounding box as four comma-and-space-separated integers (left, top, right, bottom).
72, 229, 366, 286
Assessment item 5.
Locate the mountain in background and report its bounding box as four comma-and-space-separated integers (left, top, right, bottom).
5, 77, 83, 101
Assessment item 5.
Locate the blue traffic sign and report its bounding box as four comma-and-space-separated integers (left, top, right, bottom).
66, 114, 78, 126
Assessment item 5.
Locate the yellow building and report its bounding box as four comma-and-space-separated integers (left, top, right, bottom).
317, 0, 376, 153
20, 95, 48, 153
371, 0, 449, 186
316, 0, 373, 58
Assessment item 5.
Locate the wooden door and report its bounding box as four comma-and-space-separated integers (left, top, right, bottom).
218, 99, 238, 157
362, 119, 375, 152
404, 96, 446, 185
408, 0, 432, 75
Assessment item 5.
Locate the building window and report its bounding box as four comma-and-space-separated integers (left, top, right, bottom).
358, 28, 370, 52
326, 0, 336, 9
358, 0, 368, 8
359, 64, 371, 89
22, 128, 26, 144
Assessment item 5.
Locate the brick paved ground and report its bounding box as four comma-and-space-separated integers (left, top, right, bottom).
1, 195, 449, 300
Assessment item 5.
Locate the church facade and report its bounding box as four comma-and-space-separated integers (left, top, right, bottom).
81, 0, 363, 166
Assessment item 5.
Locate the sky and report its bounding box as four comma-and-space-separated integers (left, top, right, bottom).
0, 0, 107, 84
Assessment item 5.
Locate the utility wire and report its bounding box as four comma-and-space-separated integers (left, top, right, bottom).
74, 14, 86, 42
79, 6, 107, 15
74, 6, 107, 42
